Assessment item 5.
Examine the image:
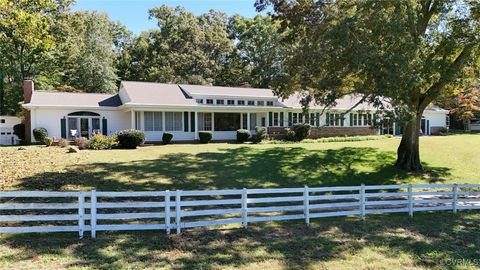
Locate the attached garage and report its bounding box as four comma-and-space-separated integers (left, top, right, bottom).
0, 116, 21, 145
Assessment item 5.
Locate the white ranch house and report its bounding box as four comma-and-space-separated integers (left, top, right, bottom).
20, 80, 449, 143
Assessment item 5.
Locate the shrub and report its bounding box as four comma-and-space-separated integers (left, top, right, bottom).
44, 137, 54, 146
199, 131, 212, 144
58, 138, 70, 148
253, 126, 267, 143
13, 123, 25, 141
285, 130, 297, 141
33, 127, 48, 142
236, 129, 250, 143
162, 132, 173, 144
87, 134, 117, 150
75, 137, 88, 150
292, 123, 311, 141
117, 129, 145, 149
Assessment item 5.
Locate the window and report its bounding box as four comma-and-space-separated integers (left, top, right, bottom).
267, 101, 274, 106
227, 100, 235, 105
198, 112, 212, 131
165, 112, 182, 131
247, 100, 255, 106
135, 112, 141, 130
250, 113, 257, 130
446, 115, 450, 127
0, 119, 4, 124
363, 114, 368, 126
353, 113, 358, 126
292, 113, 298, 124
257, 101, 265, 106
214, 113, 240, 131
367, 114, 372, 126
238, 100, 245, 106
206, 99, 213, 104
196, 99, 204, 104
273, 112, 279, 126
216, 99, 224, 105
328, 113, 343, 127
310, 113, 315, 126
144, 111, 163, 131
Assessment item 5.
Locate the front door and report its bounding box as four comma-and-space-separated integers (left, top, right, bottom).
80, 118, 89, 137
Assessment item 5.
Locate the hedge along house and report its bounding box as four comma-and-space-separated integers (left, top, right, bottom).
21, 80, 449, 143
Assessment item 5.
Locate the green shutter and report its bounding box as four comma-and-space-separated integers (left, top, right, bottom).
326, 113, 330, 126
60, 118, 67, 139
288, 112, 292, 126
102, 118, 107, 135
190, 112, 195, 132
268, 112, 273, 126
316, 112, 320, 127
184, 112, 189, 132
341, 114, 345, 126
280, 112, 284, 127
350, 113, 353, 126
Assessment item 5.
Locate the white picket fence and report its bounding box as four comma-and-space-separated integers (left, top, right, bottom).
1, 184, 480, 238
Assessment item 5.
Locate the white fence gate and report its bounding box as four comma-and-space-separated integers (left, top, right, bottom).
1, 184, 479, 238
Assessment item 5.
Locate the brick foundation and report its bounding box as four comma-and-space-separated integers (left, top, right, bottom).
267, 126, 378, 139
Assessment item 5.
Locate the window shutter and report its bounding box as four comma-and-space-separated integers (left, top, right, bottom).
102, 118, 107, 135
280, 112, 284, 127
316, 112, 320, 127
350, 113, 353, 126
288, 112, 292, 126
341, 114, 345, 127
326, 113, 330, 126
190, 112, 195, 132
184, 112, 189, 132
268, 112, 273, 126
60, 118, 67, 139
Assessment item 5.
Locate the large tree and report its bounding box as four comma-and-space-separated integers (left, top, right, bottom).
257, 0, 480, 171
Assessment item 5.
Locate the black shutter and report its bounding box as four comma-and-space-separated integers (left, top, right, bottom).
184, 112, 189, 132
190, 112, 195, 132
102, 118, 108, 135
60, 118, 67, 139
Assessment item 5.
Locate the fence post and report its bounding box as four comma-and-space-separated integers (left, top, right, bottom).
452, 184, 458, 214
90, 190, 97, 239
242, 188, 248, 229
304, 186, 310, 226
360, 184, 366, 221
78, 191, 85, 239
165, 190, 171, 234
175, 190, 182, 234
408, 184, 413, 218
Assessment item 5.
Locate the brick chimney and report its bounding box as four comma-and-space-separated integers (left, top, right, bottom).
23, 80, 34, 143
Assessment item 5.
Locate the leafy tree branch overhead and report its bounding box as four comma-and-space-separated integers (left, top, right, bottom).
256, 0, 480, 171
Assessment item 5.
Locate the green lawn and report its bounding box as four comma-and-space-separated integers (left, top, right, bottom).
1, 134, 479, 191
1, 134, 480, 269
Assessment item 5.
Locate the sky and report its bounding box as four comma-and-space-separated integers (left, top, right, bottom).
73, 0, 262, 35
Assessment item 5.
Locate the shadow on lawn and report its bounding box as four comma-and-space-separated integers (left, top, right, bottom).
15, 146, 451, 191
1, 212, 479, 269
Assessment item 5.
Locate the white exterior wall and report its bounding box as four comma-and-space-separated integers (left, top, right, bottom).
32, 109, 130, 142
0, 116, 21, 145
423, 111, 447, 128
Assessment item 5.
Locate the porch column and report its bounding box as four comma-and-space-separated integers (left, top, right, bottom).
130, 110, 135, 129
265, 111, 269, 127
194, 111, 199, 140
211, 112, 214, 131
247, 112, 251, 131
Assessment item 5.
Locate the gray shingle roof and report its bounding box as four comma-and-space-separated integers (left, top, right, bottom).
120, 81, 196, 106
28, 92, 122, 107
179, 84, 275, 98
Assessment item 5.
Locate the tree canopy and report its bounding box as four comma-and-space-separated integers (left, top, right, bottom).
256, 0, 480, 171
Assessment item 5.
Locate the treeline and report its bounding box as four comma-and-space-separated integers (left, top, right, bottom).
0, 1, 286, 115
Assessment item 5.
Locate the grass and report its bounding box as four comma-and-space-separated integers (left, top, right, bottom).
1, 134, 479, 191
1, 134, 480, 269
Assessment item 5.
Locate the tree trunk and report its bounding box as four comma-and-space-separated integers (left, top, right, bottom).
395, 114, 423, 172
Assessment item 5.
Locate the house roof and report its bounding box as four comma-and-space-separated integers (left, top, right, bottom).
27, 91, 122, 108
280, 92, 379, 110
120, 81, 196, 106
178, 84, 276, 98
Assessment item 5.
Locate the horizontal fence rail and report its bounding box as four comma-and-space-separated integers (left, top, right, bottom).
1, 184, 480, 238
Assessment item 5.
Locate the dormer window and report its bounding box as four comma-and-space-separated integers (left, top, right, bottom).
247, 100, 255, 106
216, 99, 224, 105
227, 100, 235, 105
267, 101, 274, 106
238, 100, 245, 105
206, 99, 213, 104
257, 101, 265, 106
196, 99, 203, 104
